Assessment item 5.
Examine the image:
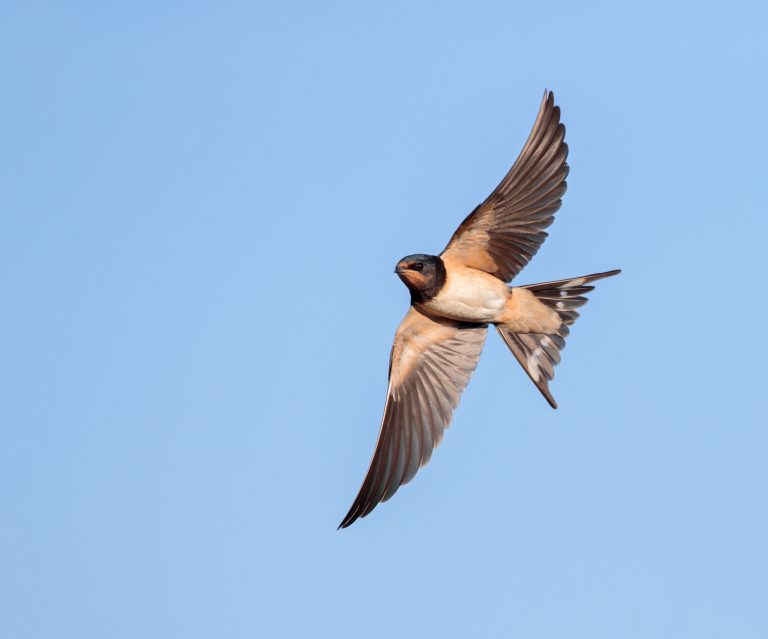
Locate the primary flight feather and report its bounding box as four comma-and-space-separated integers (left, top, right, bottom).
339, 91, 620, 528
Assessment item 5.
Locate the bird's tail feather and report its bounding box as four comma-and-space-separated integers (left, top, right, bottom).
496, 269, 620, 408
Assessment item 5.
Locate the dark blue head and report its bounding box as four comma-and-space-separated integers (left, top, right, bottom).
394, 254, 447, 303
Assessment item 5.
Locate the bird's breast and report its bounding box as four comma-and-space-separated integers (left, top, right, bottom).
417, 267, 508, 323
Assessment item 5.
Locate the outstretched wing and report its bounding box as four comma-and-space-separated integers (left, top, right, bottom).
441, 91, 569, 282
339, 308, 487, 528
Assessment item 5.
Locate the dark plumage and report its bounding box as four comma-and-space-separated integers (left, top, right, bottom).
395, 254, 447, 303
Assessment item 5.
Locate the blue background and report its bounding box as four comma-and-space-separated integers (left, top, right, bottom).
2, 2, 766, 637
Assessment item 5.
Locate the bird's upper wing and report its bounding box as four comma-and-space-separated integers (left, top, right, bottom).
440, 91, 569, 282
339, 307, 487, 528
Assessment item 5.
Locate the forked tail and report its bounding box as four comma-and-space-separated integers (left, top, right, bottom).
496, 269, 620, 408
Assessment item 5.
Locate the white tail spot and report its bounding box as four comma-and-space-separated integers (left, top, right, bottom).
527, 346, 545, 382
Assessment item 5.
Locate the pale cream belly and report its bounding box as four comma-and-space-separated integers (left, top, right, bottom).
418, 267, 509, 323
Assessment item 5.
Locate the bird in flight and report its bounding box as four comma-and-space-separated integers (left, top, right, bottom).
339, 91, 620, 528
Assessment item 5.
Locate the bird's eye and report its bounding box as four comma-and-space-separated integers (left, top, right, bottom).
413, 262, 424, 271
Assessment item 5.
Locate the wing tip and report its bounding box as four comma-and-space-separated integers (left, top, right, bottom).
338, 509, 360, 529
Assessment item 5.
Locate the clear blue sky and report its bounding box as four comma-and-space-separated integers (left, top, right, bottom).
2, 2, 766, 637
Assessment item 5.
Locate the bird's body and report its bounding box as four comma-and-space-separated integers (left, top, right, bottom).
416, 261, 508, 323
413, 259, 563, 332
339, 91, 620, 528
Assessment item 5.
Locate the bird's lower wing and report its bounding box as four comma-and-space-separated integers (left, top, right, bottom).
339, 308, 487, 528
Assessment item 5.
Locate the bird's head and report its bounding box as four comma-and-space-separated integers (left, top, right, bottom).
394, 254, 446, 303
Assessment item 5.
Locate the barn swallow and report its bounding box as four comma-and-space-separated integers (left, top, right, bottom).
339, 91, 620, 528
